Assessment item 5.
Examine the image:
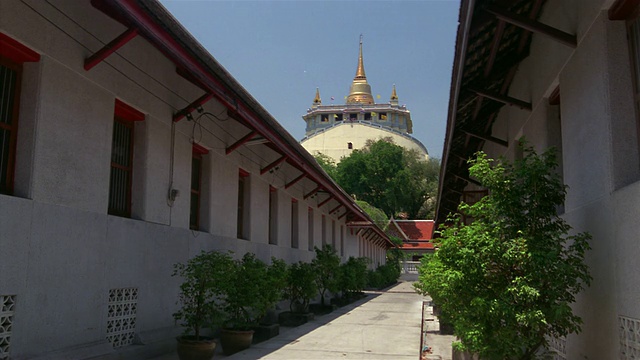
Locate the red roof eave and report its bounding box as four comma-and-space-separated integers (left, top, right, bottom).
93, 0, 376, 225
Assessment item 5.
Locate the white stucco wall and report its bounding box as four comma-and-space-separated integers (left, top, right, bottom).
0, 0, 390, 358
473, 1, 640, 358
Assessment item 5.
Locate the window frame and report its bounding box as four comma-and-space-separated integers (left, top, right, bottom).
308, 207, 314, 251
291, 199, 299, 249
189, 147, 205, 230
237, 169, 250, 240
108, 100, 144, 218
626, 6, 640, 157
269, 186, 278, 245
0, 57, 22, 195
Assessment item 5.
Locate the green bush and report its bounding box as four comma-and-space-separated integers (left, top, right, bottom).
338, 257, 369, 297
283, 261, 317, 313
311, 245, 341, 306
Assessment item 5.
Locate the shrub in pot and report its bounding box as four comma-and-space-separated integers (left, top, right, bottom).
279, 261, 317, 326
172, 250, 233, 360
335, 256, 369, 305
218, 254, 286, 355
310, 245, 340, 313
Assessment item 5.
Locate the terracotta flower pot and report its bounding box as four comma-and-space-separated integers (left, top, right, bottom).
176, 336, 216, 360
220, 328, 255, 356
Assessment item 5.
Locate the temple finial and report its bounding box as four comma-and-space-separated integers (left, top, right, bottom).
347, 35, 374, 104
313, 87, 321, 104
391, 84, 398, 101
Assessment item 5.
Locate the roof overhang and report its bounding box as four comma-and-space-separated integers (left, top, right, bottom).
89, 0, 381, 227
435, 0, 574, 226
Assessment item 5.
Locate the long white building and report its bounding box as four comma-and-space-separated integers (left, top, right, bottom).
438, 0, 640, 358
0, 1, 393, 358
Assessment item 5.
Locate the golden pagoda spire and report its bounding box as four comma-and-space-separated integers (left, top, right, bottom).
355, 35, 366, 79
313, 87, 321, 105
391, 84, 398, 101
347, 35, 374, 104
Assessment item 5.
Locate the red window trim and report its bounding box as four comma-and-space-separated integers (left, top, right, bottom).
114, 99, 145, 121
239, 168, 249, 177
190, 150, 203, 230
192, 143, 209, 155
0, 33, 40, 64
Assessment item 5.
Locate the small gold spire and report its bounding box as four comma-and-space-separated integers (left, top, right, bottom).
391, 84, 398, 101
313, 87, 321, 104
355, 34, 366, 79
347, 35, 374, 105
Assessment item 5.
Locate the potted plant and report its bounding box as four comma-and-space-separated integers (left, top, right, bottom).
218, 253, 286, 355
172, 250, 233, 360
334, 256, 368, 306
310, 245, 340, 314
279, 261, 317, 326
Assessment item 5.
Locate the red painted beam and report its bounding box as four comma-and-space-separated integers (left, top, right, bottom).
85, 27, 138, 70
285, 173, 306, 189
303, 186, 321, 200
317, 195, 333, 208
226, 131, 256, 155
173, 93, 213, 122
0, 33, 41, 63
339, 211, 349, 220
260, 156, 287, 175
329, 204, 342, 214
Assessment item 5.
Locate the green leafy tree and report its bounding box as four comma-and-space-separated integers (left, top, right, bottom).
334, 138, 439, 218
313, 153, 337, 179
415, 144, 591, 359
311, 244, 341, 307
283, 261, 318, 313
355, 200, 388, 230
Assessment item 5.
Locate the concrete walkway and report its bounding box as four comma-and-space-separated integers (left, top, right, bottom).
152, 281, 453, 360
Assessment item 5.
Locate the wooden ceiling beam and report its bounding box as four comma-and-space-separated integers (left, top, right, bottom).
226, 131, 257, 155
470, 87, 532, 110
484, 5, 577, 48
462, 129, 509, 148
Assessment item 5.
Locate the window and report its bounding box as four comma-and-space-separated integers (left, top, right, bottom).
331, 220, 337, 249
347, 142, 353, 149
0, 58, 20, 195
379, 112, 387, 120
627, 9, 640, 157
349, 113, 357, 121
308, 207, 314, 251
364, 112, 372, 121
321, 215, 327, 246
269, 186, 277, 245
340, 225, 344, 256
321, 114, 328, 122
190, 145, 208, 230
237, 169, 250, 239
0, 34, 39, 195
334, 113, 343, 121
108, 100, 144, 217
291, 199, 299, 249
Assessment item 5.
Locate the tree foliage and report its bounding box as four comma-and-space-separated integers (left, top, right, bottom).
311, 244, 341, 307
414, 144, 591, 359
315, 138, 439, 219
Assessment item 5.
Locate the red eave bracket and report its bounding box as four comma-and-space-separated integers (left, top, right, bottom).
85, 27, 138, 71
226, 131, 257, 155
329, 204, 342, 214
304, 185, 321, 200
317, 195, 333, 208
174, 93, 213, 122
285, 173, 306, 189
0, 33, 40, 63
339, 211, 349, 220
261, 156, 287, 175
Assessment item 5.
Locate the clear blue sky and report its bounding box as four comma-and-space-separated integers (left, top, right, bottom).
159, 0, 460, 159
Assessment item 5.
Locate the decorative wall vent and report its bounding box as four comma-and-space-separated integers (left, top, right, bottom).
106, 288, 138, 348
620, 315, 640, 359
0, 295, 16, 360
547, 335, 566, 360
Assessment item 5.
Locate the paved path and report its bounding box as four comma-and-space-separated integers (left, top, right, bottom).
152, 281, 453, 360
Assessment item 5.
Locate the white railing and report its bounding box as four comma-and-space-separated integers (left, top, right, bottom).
402, 261, 421, 274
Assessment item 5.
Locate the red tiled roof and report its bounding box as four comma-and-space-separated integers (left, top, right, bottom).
395, 220, 434, 241
401, 242, 435, 249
